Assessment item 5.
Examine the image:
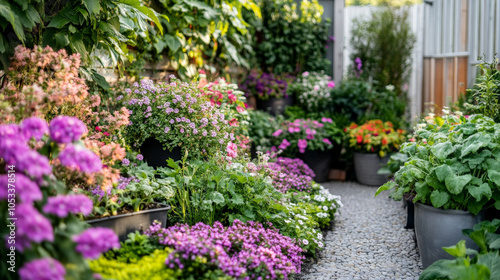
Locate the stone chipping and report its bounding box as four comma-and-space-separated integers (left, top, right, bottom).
298, 181, 423, 280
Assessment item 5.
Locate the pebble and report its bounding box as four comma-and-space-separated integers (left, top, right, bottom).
298, 181, 423, 280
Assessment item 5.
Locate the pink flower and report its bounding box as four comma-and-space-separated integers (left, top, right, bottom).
272, 129, 283, 137
321, 117, 333, 123
226, 142, 238, 158
298, 139, 307, 153
322, 138, 332, 145
236, 106, 245, 113
288, 127, 294, 133
228, 93, 237, 103
313, 85, 320, 91
278, 139, 291, 150
302, 71, 309, 77
306, 134, 314, 140
327, 81, 335, 88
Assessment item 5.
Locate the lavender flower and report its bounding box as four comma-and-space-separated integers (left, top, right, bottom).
14, 204, 54, 251
73, 228, 120, 259
43, 194, 93, 218
19, 258, 65, 280
15, 150, 52, 179
49, 116, 87, 143
58, 144, 102, 173
136, 154, 144, 161
0, 174, 41, 203
122, 158, 130, 166
20, 117, 49, 141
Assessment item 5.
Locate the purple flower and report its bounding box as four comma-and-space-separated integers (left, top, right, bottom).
14, 204, 53, 251
272, 129, 283, 137
49, 116, 87, 143
20, 117, 48, 141
58, 144, 102, 173
73, 227, 120, 259
278, 139, 291, 150
164, 127, 170, 133
15, 150, 52, 179
19, 258, 65, 280
122, 158, 130, 166
321, 117, 333, 123
298, 139, 307, 153
0, 124, 25, 142
0, 174, 41, 203
136, 154, 144, 161
43, 194, 93, 218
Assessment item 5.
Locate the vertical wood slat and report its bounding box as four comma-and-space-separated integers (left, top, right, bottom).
458, 57, 468, 98
460, 0, 468, 52
435, 58, 444, 110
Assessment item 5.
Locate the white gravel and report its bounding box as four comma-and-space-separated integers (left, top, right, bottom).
298, 181, 423, 280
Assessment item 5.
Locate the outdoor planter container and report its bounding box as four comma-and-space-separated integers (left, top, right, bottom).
298, 149, 334, 183
256, 96, 294, 116
414, 203, 484, 268
87, 204, 171, 241
354, 152, 389, 186
140, 137, 182, 168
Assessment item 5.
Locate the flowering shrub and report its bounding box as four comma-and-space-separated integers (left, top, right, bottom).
346, 120, 406, 157
267, 157, 315, 193
288, 71, 335, 112
146, 220, 305, 279
240, 71, 294, 100
0, 117, 119, 279
124, 77, 235, 159
270, 118, 336, 158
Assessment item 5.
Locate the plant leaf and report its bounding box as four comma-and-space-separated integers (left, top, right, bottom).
430, 190, 449, 208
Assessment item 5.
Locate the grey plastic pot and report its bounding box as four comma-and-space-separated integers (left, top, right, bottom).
353, 152, 389, 186
86, 204, 170, 241
414, 203, 484, 268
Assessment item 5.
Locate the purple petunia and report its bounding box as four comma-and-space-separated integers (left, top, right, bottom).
58, 144, 102, 173
122, 158, 130, 166
49, 116, 87, 143
298, 139, 307, 153
0, 174, 41, 203
20, 117, 49, 141
73, 227, 120, 259
19, 258, 66, 280
43, 194, 93, 218
14, 204, 54, 251
136, 154, 144, 161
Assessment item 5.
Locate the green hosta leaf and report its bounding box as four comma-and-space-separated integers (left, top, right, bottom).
430, 190, 450, 208
435, 165, 454, 182
467, 183, 492, 202
476, 252, 500, 279
442, 240, 467, 258
488, 170, 500, 186
445, 174, 471, 195
211, 192, 225, 204
432, 141, 455, 160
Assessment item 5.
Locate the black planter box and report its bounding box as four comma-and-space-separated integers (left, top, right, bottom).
140, 137, 181, 168
86, 204, 170, 241
298, 149, 334, 183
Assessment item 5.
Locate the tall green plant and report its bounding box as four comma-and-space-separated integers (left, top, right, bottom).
465, 57, 500, 122
349, 6, 416, 95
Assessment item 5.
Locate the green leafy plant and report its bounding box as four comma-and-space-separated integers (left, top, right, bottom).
329, 79, 373, 124
103, 231, 164, 263
376, 114, 500, 215
420, 219, 500, 280
248, 110, 282, 152
349, 6, 416, 95
255, 0, 330, 74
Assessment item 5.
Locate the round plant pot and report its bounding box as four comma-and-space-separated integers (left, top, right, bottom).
414, 203, 484, 268
140, 137, 182, 168
298, 149, 334, 183
87, 204, 170, 242
255, 96, 294, 116
353, 152, 389, 186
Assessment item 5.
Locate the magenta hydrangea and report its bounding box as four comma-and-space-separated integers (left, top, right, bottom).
58, 144, 102, 173
49, 116, 87, 143
20, 117, 49, 141
19, 258, 65, 280
14, 204, 54, 251
43, 194, 93, 218
72, 227, 120, 259
0, 174, 41, 203
146, 220, 304, 279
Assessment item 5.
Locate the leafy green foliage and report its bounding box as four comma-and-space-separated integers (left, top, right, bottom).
248, 110, 282, 152
255, 0, 330, 74
376, 114, 500, 215
0, 0, 163, 72
350, 6, 416, 96
420, 219, 500, 280
103, 232, 164, 263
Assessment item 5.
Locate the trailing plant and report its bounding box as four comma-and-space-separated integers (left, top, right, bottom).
288, 71, 335, 112
350, 6, 416, 95
255, 0, 330, 74
376, 114, 500, 215
420, 219, 500, 280
346, 120, 406, 157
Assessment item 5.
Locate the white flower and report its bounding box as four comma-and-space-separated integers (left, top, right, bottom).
385, 84, 395, 91
298, 220, 304, 225
442, 107, 450, 115
317, 233, 323, 240
316, 213, 328, 218
323, 206, 328, 211
318, 242, 324, 248
455, 111, 463, 116
303, 239, 309, 245
285, 219, 291, 224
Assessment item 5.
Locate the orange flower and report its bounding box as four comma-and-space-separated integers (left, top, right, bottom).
357, 135, 363, 143
381, 137, 388, 145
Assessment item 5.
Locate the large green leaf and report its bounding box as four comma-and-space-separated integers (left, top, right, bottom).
83, 0, 100, 15
432, 141, 455, 160
211, 191, 225, 204
430, 190, 449, 208
488, 170, 500, 186
164, 34, 181, 53
0, 0, 24, 41
119, 0, 164, 34
435, 165, 453, 182
476, 253, 500, 279
375, 180, 395, 197
442, 240, 467, 258
47, 14, 70, 28
445, 174, 472, 195
467, 183, 492, 202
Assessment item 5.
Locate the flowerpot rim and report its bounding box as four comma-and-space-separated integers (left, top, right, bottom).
86, 203, 171, 224
415, 202, 473, 216
354, 152, 389, 158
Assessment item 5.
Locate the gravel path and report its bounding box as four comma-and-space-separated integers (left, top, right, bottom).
299, 181, 423, 280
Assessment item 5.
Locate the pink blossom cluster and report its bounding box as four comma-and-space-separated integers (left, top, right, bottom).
145, 220, 304, 279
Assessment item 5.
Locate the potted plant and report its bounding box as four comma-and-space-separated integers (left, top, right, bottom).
287, 71, 335, 113
346, 120, 406, 186
240, 70, 295, 116
86, 163, 174, 241
270, 118, 343, 182
376, 114, 500, 268
124, 76, 235, 167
